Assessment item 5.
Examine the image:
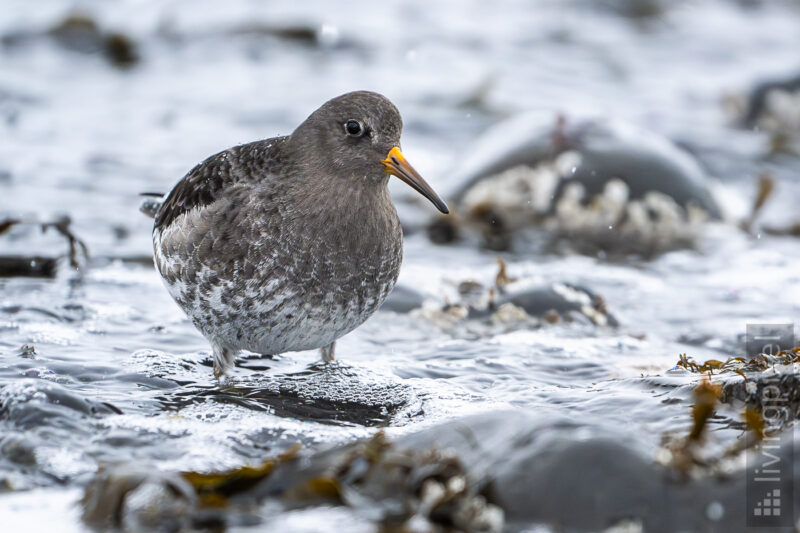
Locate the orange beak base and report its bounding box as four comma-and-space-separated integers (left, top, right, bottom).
382, 147, 449, 214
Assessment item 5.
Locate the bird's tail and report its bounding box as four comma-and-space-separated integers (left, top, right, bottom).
139, 192, 164, 219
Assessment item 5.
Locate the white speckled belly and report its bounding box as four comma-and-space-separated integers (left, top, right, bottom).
153, 201, 402, 356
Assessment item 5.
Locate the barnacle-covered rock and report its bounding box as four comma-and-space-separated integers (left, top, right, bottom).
676, 349, 800, 433
429, 115, 722, 255
417, 259, 618, 333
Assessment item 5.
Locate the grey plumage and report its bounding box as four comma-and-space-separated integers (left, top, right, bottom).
149, 91, 447, 377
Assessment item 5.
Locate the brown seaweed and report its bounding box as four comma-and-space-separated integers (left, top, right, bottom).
0, 216, 89, 277
687, 378, 722, 443
740, 172, 776, 233
182, 444, 300, 507
82, 431, 503, 532
676, 347, 800, 375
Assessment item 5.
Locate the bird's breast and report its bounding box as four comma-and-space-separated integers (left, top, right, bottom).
152, 183, 404, 352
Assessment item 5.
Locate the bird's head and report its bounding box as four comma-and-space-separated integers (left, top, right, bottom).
290, 91, 449, 214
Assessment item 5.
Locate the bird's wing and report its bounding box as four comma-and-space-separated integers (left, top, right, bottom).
155, 137, 289, 229
155, 149, 238, 230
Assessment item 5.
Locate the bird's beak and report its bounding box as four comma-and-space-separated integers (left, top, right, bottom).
382, 147, 449, 214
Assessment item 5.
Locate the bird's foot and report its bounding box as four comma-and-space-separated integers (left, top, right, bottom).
320, 342, 335, 363
212, 344, 235, 378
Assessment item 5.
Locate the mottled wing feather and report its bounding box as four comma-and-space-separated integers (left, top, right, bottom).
155, 150, 234, 230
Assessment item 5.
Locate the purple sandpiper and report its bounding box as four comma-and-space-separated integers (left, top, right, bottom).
145, 91, 448, 377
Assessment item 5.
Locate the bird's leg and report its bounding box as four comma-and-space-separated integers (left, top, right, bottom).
212, 344, 235, 378
320, 342, 335, 363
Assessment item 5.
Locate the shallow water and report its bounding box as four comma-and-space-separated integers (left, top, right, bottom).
2, 0, 800, 531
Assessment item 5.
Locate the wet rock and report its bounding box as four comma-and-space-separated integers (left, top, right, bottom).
721, 369, 800, 430
497, 279, 618, 327
379, 284, 428, 313
18, 344, 37, 358
0, 378, 125, 486
0, 433, 38, 466
271, 432, 504, 532
572, 0, 675, 20
428, 215, 460, 244
230, 23, 318, 46
102, 33, 138, 68
216, 22, 357, 51
448, 116, 720, 216
0, 217, 89, 276
48, 15, 106, 53
737, 72, 800, 155
430, 115, 721, 255
159, 364, 418, 427
421, 260, 618, 330
385, 411, 800, 532
0, 256, 59, 278
83, 410, 799, 532
675, 350, 800, 437
49, 15, 139, 68
2, 13, 139, 69
81, 431, 502, 532
126, 349, 202, 386
0, 379, 120, 430
81, 464, 196, 531
138, 194, 163, 219
740, 72, 800, 129
592, 0, 669, 19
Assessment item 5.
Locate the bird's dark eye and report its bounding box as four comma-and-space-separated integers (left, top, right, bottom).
345, 120, 364, 137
